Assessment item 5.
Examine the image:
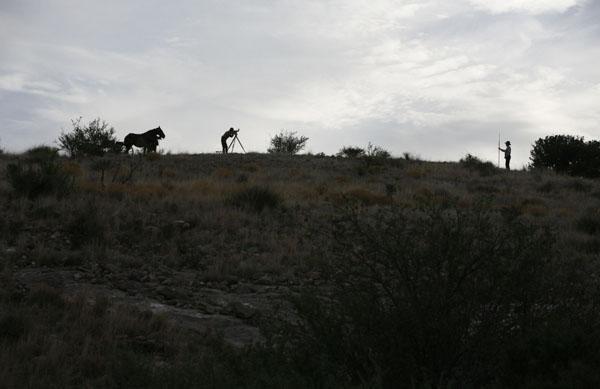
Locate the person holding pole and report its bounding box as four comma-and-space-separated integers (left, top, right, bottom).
221, 127, 239, 154
498, 141, 511, 170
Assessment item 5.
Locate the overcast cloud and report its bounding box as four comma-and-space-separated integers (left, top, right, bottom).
1, 0, 599, 166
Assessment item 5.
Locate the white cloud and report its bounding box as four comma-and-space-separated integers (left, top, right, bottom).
467, 0, 581, 14
0, 0, 598, 166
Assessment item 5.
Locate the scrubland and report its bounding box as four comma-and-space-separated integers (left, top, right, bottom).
2, 150, 600, 388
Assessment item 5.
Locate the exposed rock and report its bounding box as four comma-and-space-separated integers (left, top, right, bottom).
145, 302, 264, 347
12, 267, 285, 348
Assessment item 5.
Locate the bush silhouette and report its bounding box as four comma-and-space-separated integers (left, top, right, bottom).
530, 135, 600, 178
361, 143, 391, 170
460, 153, 497, 176
268, 130, 308, 154
6, 146, 73, 199
337, 146, 365, 158
58, 117, 118, 158
272, 206, 593, 387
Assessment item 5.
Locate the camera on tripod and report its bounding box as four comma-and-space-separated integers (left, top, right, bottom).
227, 128, 246, 153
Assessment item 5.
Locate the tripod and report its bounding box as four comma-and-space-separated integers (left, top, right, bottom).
227, 133, 246, 153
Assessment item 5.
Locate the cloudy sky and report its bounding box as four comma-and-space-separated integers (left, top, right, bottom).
1, 0, 599, 166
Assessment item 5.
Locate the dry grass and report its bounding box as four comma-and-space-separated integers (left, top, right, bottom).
2, 151, 600, 386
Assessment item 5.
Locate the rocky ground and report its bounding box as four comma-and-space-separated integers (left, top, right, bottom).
3, 151, 600, 387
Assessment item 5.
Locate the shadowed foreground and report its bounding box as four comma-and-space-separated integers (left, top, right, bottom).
2, 152, 600, 388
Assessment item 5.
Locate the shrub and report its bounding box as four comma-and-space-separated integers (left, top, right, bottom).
58, 117, 118, 158
460, 153, 497, 176
360, 143, 390, 171
226, 186, 282, 212
66, 201, 107, 249
402, 152, 420, 161
273, 206, 585, 387
337, 146, 365, 158
365, 142, 390, 159
26, 145, 60, 161
530, 135, 600, 178
6, 146, 74, 199
268, 130, 308, 154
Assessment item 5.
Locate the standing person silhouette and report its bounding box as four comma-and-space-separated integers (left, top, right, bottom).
221, 127, 238, 154
498, 141, 511, 170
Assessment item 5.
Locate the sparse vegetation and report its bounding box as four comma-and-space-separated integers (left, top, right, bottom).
226, 185, 282, 212
58, 117, 119, 158
279, 206, 565, 387
337, 146, 365, 158
460, 153, 497, 176
2, 150, 600, 387
268, 130, 309, 154
6, 145, 74, 198
364, 142, 390, 160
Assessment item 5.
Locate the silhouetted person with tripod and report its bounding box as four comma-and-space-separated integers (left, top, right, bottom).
499, 141, 511, 170
221, 127, 238, 154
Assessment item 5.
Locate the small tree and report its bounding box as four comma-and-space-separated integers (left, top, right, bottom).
337, 146, 366, 158
58, 117, 117, 158
530, 134, 600, 178
361, 142, 390, 169
365, 142, 390, 159
268, 130, 309, 155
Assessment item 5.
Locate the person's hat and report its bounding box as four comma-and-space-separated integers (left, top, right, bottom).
229, 127, 234, 130
505, 141, 511, 145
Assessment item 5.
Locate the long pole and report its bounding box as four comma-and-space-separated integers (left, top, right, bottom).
497, 129, 501, 168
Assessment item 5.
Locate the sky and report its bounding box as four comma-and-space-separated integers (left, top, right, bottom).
1, 0, 599, 167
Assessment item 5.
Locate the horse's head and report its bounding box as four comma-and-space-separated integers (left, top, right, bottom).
155, 126, 166, 139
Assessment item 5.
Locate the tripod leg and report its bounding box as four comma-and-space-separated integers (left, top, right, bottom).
236, 137, 246, 153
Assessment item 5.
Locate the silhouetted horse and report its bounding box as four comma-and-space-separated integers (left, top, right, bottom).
123, 127, 165, 153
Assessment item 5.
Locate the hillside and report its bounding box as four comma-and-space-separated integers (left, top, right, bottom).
2, 151, 600, 387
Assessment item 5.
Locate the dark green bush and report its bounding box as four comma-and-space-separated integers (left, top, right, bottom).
58, 117, 118, 157
363, 142, 390, 165
265, 206, 600, 387
6, 146, 73, 199
268, 130, 308, 154
530, 135, 600, 178
337, 146, 365, 158
226, 186, 282, 212
66, 201, 107, 249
